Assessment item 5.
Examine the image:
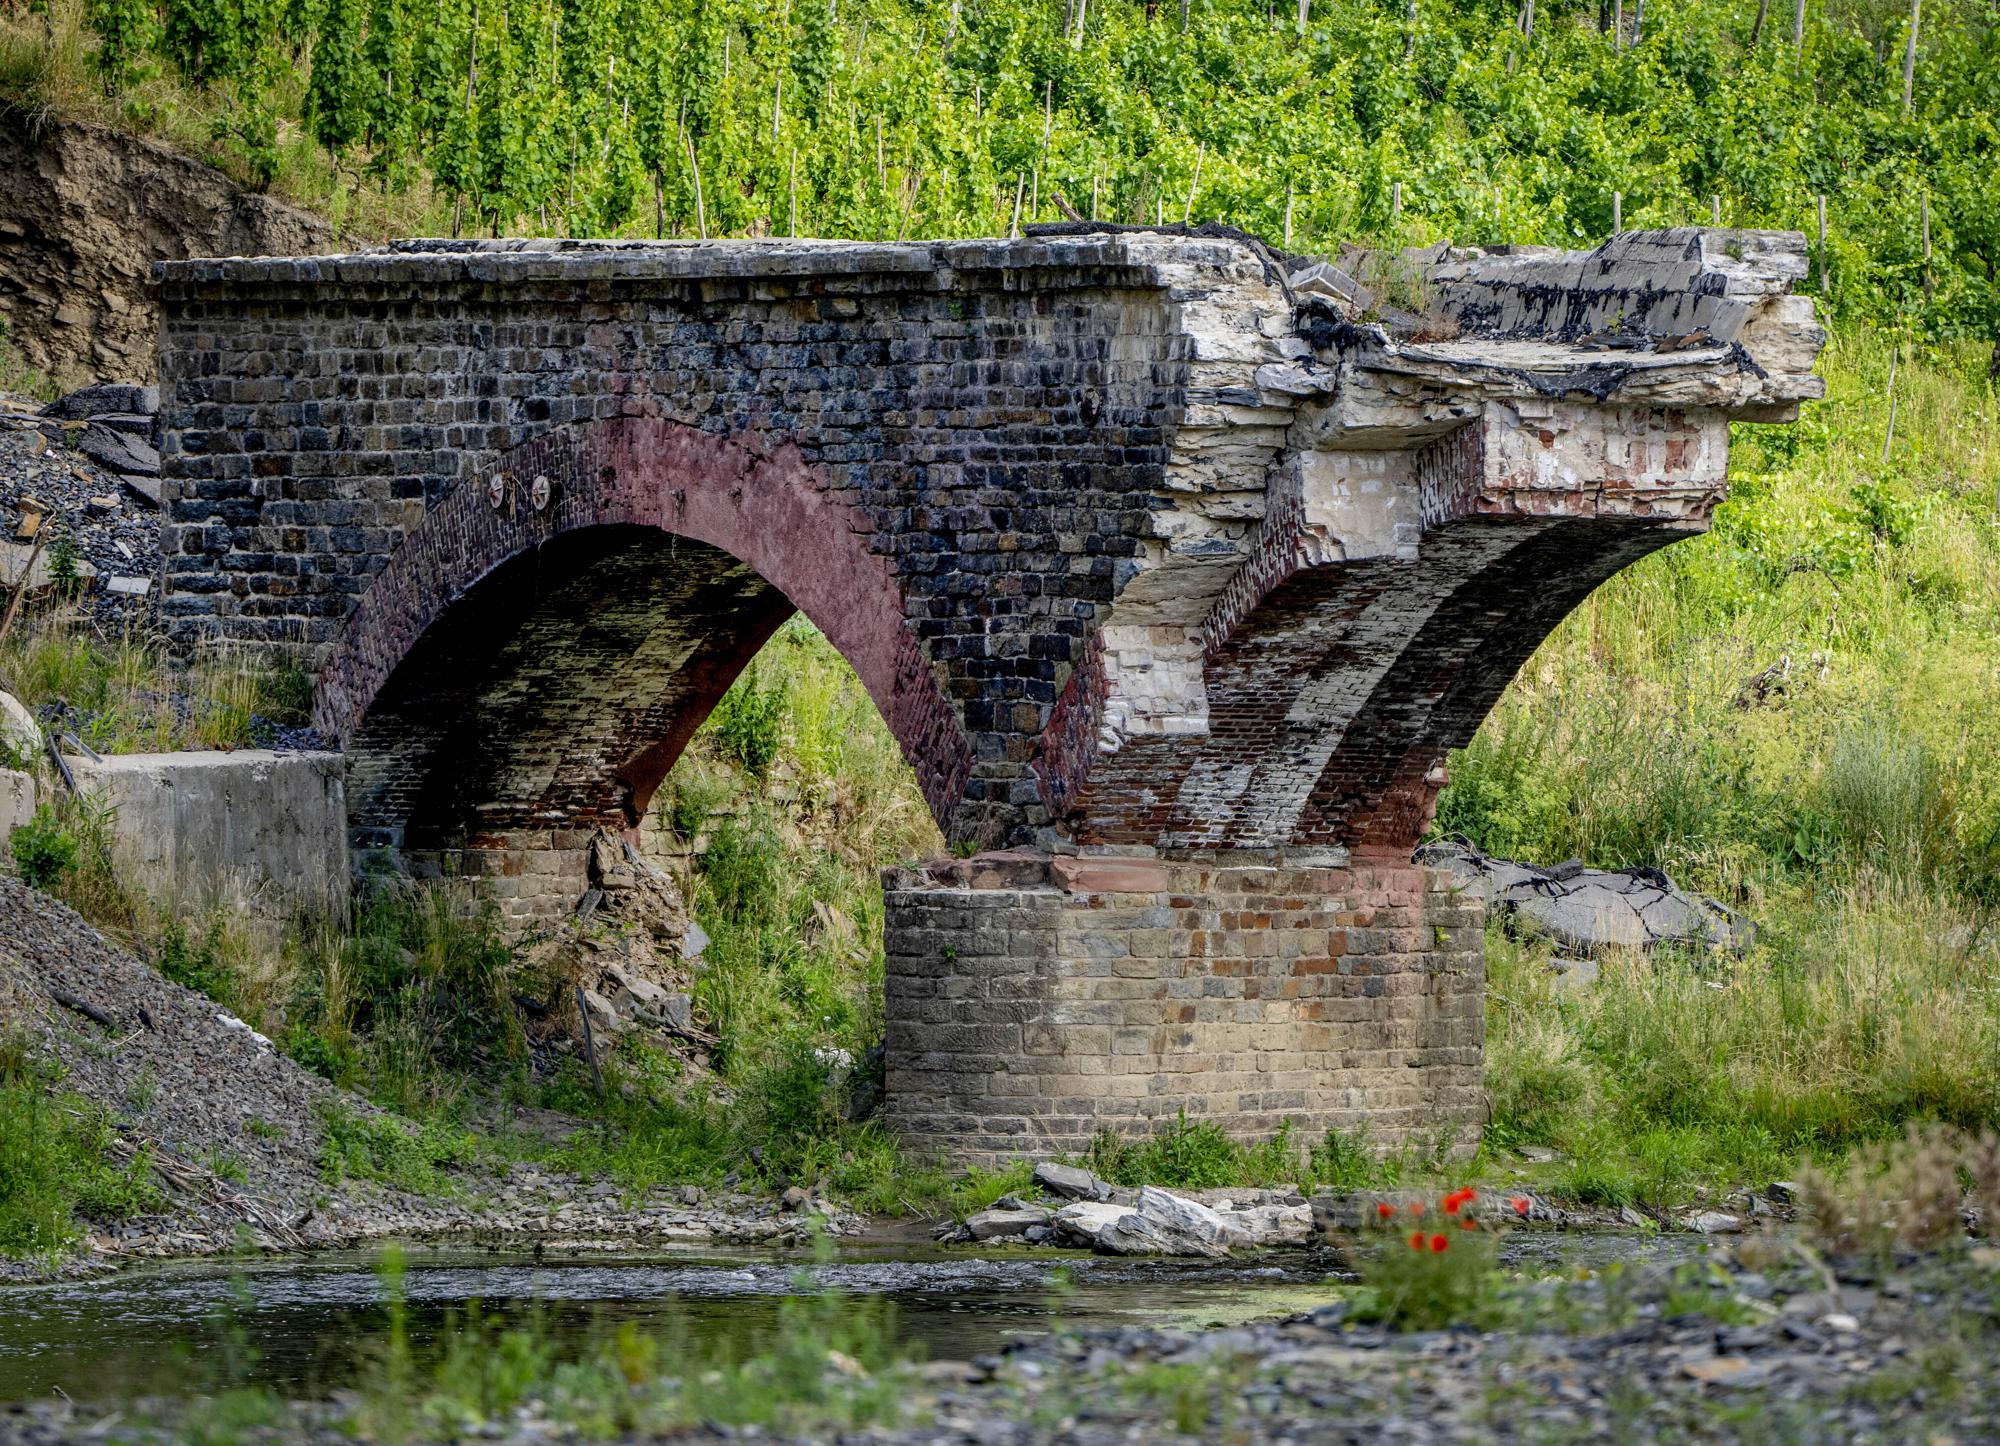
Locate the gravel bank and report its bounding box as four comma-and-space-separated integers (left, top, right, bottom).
0, 877, 856, 1284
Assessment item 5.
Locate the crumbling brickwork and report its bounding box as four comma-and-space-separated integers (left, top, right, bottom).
885, 855, 1485, 1162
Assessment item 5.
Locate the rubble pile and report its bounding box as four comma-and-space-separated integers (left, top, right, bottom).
0, 383, 162, 626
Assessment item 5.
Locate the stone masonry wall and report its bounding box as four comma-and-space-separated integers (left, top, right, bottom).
884, 853, 1485, 1165
152, 239, 1247, 854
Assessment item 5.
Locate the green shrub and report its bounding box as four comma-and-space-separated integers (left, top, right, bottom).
10, 805, 78, 890
709, 667, 788, 779
1089, 1110, 1254, 1191
1306, 1126, 1384, 1192
158, 916, 236, 1006
318, 1102, 474, 1196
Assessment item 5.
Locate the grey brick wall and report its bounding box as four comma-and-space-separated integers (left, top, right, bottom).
884, 854, 1485, 1165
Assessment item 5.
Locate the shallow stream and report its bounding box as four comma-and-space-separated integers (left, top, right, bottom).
0, 1232, 1709, 1404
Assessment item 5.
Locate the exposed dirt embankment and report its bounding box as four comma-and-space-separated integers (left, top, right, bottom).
0, 114, 333, 385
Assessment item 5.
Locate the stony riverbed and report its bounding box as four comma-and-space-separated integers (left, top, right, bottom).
0, 1235, 1994, 1442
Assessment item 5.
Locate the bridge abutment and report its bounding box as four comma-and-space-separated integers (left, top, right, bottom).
884, 852, 1484, 1165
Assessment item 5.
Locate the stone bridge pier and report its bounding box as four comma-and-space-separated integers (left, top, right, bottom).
154, 228, 1821, 1163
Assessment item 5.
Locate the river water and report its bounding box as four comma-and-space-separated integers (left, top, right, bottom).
0, 1232, 1709, 1404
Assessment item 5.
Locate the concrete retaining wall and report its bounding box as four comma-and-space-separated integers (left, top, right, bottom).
1, 751, 347, 915
0, 767, 33, 842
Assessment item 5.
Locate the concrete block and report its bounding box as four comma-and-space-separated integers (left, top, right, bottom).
70, 750, 346, 916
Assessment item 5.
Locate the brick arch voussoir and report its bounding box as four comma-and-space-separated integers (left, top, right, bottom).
313, 417, 974, 825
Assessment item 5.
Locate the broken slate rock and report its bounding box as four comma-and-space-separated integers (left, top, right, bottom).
1221, 1201, 1315, 1247
41, 383, 157, 420
1415, 838, 1753, 954
119, 474, 161, 509
965, 1205, 1052, 1241
1051, 1200, 1129, 1248
76, 423, 160, 477
1682, 1211, 1744, 1235
1095, 1187, 1248, 1259
1033, 1161, 1113, 1202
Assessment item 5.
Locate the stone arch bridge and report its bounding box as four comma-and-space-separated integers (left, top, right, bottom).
154, 228, 1821, 1163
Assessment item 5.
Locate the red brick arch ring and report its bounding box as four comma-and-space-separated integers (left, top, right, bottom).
312, 416, 975, 830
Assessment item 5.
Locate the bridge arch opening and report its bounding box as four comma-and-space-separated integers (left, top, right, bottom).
324, 417, 974, 918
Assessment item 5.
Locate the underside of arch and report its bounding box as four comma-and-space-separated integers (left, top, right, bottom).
319, 417, 976, 891
1062, 517, 1681, 855
345, 528, 793, 866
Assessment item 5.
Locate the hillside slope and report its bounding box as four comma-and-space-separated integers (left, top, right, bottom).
0, 115, 333, 386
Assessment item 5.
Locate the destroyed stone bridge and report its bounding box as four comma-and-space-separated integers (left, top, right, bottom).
153, 228, 1822, 1164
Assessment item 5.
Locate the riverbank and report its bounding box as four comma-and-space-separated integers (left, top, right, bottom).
0, 1232, 1993, 1442
0, 874, 863, 1284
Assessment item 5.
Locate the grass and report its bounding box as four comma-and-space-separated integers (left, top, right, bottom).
145, 1239, 921, 1442
0, 610, 311, 755
0, 1033, 162, 1257
317, 1102, 475, 1197
1464, 328, 2000, 1208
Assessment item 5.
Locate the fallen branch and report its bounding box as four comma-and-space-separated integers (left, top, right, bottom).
49, 988, 118, 1031
0, 527, 47, 649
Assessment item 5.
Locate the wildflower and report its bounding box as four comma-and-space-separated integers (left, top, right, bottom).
1407, 1201, 1424, 1216
1459, 1216, 1476, 1229
1443, 1196, 1461, 1215
1376, 1202, 1396, 1221
1510, 1196, 1532, 1216
1429, 1233, 1449, 1252
1408, 1230, 1425, 1250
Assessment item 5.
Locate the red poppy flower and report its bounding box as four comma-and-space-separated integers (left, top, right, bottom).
1407, 1202, 1424, 1216
1407, 1230, 1425, 1250
1429, 1233, 1449, 1252
1510, 1196, 1532, 1216
1459, 1217, 1476, 1229
1376, 1202, 1396, 1221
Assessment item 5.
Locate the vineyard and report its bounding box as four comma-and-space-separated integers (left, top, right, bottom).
0, 0, 1990, 346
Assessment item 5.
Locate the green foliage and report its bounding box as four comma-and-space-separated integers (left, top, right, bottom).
291, 881, 530, 1115
1307, 1125, 1386, 1192
708, 664, 788, 779
329, 1238, 916, 1439
158, 916, 238, 1007
45, 529, 82, 597
9, 805, 78, 891
1089, 1110, 1307, 1190
14, 0, 1999, 353
317, 1100, 475, 1195
83, 0, 154, 87
303, 0, 366, 154
0, 1040, 163, 1258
